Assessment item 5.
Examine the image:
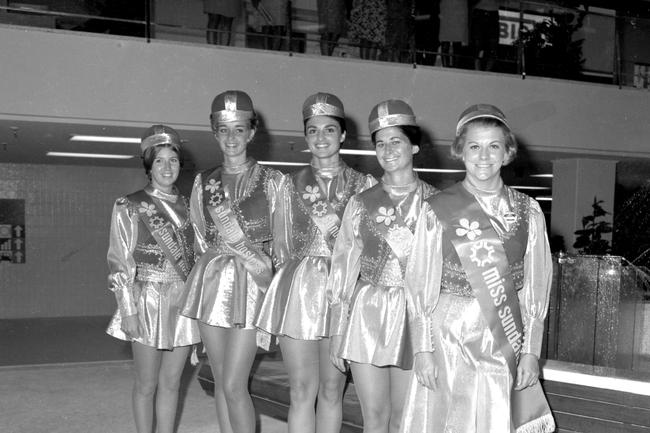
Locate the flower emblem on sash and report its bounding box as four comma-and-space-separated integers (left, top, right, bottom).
312, 200, 328, 217
456, 218, 481, 240
469, 240, 495, 267
149, 215, 165, 230
376, 207, 396, 226
302, 185, 321, 203
139, 202, 157, 217
209, 191, 224, 207
205, 179, 221, 194
387, 225, 413, 258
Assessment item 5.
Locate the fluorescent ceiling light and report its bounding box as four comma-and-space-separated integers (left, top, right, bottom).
257, 161, 309, 166
530, 174, 553, 178
302, 149, 376, 156
414, 168, 465, 174
70, 134, 141, 144
536, 196, 553, 201
511, 186, 551, 190
47, 151, 135, 159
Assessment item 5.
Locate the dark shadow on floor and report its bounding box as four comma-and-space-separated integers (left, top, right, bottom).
0, 316, 132, 366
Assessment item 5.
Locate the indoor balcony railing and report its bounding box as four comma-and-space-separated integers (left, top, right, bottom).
1, 0, 650, 88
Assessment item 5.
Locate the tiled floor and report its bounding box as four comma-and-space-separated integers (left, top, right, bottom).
0, 316, 289, 433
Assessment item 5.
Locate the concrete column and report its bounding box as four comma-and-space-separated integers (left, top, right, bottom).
551, 158, 617, 253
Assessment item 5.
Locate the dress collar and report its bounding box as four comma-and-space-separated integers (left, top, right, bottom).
145, 184, 179, 203
223, 157, 255, 175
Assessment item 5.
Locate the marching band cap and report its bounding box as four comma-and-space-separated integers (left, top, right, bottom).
140, 124, 182, 154
302, 92, 345, 121
456, 104, 509, 136
210, 90, 256, 125
368, 99, 417, 135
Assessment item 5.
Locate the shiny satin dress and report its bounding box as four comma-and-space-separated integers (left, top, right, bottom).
400, 181, 553, 433
106, 186, 200, 349
181, 159, 282, 329
255, 163, 374, 339
328, 178, 436, 368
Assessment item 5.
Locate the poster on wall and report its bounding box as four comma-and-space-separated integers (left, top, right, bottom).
0, 199, 25, 263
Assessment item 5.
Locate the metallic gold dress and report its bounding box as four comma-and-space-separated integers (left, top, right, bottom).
255, 163, 374, 339
181, 159, 282, 330
106, 186, 200, 349
400, 180, 553, 433
328, 178, 437, 368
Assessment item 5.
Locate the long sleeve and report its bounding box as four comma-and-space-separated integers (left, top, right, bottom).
404, 202, 443, 354
107, 198, 138, 317
189, 173, 209, 258
269, 172, 292, 268
327, 195, 364, 336
519, 198, 553, 358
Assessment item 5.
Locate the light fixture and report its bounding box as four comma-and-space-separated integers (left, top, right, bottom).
535, 196, 553, 201
47, 151, 135, 159
511, 186, 551, 190
257, 161, 309, 166
302, 149, 376, 156
414, 168, 466, 174
70, 134, 141, 144
530, 174, 553, 178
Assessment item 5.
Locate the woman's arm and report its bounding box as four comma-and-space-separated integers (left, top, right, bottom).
516, 198, 553, 390
405, 202, 444, 389
268, 172, 292, 269
189, 173, 209, 257
107, 198, 138, 319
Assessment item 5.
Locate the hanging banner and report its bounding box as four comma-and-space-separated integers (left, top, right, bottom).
0, 199, 25, 263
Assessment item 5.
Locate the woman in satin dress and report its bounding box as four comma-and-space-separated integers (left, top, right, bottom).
256, 92, 375, 433
400, 104, 555, 433
106, 124, 199, 433
328, 100, 437, 433
181, 90, 282, 433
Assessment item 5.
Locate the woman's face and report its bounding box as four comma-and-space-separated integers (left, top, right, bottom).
150, 146, 180, 192
461, 124, 508, 190
305, 115, 345, 161
214, 120, 255, 161
375, 127, 417, 175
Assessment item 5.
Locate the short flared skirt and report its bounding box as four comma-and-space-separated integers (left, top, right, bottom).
338, 281, 412, 369
256, 256, 331, 340
400, 293, 513, 433
106, 280, 200, 350
181, 250, 263, 330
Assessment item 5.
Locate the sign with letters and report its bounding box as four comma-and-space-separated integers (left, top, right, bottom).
0, 199, 25, 263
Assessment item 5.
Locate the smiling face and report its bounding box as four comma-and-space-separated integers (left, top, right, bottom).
374, 126, 418, 176
149, 146, 180, 193
461, 124, 509, 190
214, 120, 255, 164
305, 115, 345, 164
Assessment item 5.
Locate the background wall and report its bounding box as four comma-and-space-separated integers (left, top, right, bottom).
0, 163, 146, 318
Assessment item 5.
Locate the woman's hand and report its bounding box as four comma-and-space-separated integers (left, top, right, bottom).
414, 351, 438, 390
329, 335, 347, 373
515, 353, 540, 390
121, 314, 142, 339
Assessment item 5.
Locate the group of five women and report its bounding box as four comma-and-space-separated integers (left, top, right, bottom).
106, 90, 555, 433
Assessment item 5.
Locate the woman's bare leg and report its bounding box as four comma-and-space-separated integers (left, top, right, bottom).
131, 342, 162, 433
350, 363, 391, 433
222, 328, 258, 433
280, 337, 320, 433
316, 337, 347, 433
388, 367, 411, 433
156, 345, 191, 433
200, 323, 233, 433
